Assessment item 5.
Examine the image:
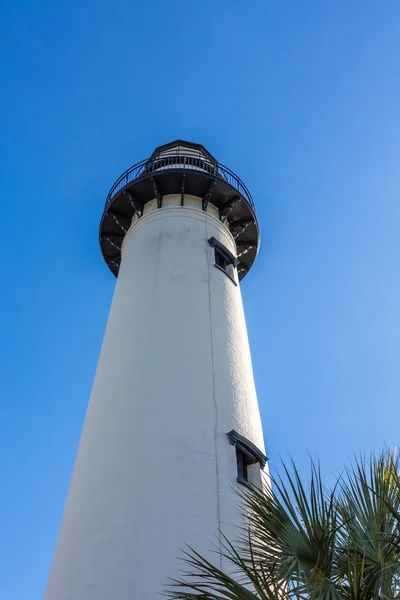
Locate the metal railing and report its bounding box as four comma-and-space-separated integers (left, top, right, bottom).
105, 152, 255, 212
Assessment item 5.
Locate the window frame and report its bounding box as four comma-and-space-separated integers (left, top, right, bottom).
208, 237, 238, 285
227, 430, 268, 487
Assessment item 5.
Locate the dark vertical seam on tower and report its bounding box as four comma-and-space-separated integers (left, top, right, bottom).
205, 220, 223, 569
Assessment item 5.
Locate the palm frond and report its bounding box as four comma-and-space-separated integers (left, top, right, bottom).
338, 451, 400, 600
165, 450, 400, 600
165, 533, 284, 600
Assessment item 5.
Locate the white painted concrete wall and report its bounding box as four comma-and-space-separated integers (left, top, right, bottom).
44, 194, 267, 600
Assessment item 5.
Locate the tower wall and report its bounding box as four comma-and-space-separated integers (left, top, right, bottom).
44, 195, 266, 600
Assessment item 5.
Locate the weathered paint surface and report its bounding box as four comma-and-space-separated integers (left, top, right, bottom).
44, 195, 267, 600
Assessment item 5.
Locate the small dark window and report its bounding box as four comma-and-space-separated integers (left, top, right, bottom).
236, 445, 257, 483
208, 237, 238, 283
227, 430, 268, 488
215, 247, 232, 273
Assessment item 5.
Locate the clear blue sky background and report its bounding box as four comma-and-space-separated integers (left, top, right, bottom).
2, 1, 400, 598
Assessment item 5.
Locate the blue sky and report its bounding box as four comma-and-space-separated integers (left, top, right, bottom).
2, 1, 400, 598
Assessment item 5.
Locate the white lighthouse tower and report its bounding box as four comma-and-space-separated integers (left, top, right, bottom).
44, 141, 268, 600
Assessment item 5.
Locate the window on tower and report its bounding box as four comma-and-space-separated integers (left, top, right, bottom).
208, 237, 238, 284
236, 445, 257, 484
227, 430, 268, 488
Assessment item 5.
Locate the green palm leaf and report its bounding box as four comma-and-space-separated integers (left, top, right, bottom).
166, 450, 400, 600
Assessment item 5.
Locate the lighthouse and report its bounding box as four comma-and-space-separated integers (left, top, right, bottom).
44, 141, 268, 600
